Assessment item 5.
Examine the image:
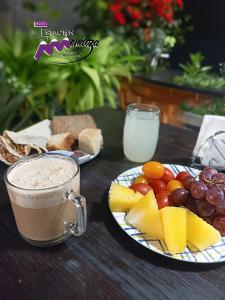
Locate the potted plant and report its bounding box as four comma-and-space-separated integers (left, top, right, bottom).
0, 28, 142, 131
76, 0, 187, 72
180, 98, 225, 127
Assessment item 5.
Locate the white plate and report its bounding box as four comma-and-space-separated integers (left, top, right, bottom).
48, 149, 100, 165
109, 164, 225, 263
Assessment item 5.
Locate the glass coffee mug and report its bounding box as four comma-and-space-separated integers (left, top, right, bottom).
4, 153, 86, 247
123, 103, 160, 163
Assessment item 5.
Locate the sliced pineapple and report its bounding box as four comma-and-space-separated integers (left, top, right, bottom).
186, 209, 221, 251
125, 190, 163, 240
109, 183, 143, 212
159, 207, 187, 255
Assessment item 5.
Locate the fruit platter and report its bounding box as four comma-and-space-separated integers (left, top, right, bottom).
109, 162, 225, 263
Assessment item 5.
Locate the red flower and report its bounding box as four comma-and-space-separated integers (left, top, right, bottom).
127, 0, 141, 4
132, 9, 142, 20
126, 5, 133, 14
145, 11, 152, 19
109, 0, 183, 27
132, 21, 140, 28
109, 3, 121, 13
114, 11, 126, 25
176, 0, 183, 9
165, 12, 173, 23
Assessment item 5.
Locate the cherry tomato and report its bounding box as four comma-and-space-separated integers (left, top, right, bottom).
130, 183, 152, 195
149, 179, 167, 194
142, 161, 164, 179
162, 167, 175, 184
156, 191, 170, 209
133, 175, 148, 185
176, 171, 190, 183
167, 180, 184, 193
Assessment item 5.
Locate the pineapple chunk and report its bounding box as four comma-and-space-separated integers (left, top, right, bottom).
125, 190, 163, 239
160, 207, 186, 255
109, 183, 143, 212
186, 209, 221, 251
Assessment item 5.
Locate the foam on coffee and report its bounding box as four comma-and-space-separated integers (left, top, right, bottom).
7, 156, 79, 209
8, 157, 76, 189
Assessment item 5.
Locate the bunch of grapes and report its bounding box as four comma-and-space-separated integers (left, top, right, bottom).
171, 167, 225, 236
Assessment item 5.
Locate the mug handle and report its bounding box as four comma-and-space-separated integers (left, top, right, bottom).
66, 191, 87, 236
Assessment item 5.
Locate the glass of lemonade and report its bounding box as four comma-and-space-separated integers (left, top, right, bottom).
123, 103, 160, 163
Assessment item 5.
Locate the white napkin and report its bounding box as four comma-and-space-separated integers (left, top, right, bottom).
193, 115, 225, 168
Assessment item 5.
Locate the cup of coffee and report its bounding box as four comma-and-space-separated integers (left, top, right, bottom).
4, 153, 86, 247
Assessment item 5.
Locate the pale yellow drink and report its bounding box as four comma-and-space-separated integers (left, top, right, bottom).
123, 104, 160, 163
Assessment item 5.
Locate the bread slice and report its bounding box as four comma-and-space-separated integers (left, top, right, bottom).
47, 133, 75, 151
51, 114, 96, 139
78, 129, 103, 155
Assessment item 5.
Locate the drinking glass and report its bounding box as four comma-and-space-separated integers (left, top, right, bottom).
5, 153, 86, 247
123, 103, 160, 163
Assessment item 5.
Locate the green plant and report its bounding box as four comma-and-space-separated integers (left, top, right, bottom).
0, 65, 27, 132
75, 0, 191, 72
175, 53, 225, 89
0, 28, 142, 131
181, 98, 225, 116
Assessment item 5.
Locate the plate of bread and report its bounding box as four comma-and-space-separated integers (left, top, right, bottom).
0, 114, 103, 165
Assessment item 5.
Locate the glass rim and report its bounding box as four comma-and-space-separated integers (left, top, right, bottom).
4, 153, 79, 191
127, 103, 160, 113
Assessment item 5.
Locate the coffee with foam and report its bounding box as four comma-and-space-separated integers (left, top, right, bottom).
8, 156, 76, 190
6, 155, 80, 242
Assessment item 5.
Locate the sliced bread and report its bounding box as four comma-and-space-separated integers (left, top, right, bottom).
47, 133, 75, 151
51, 114, 97, 139
78, 129, 103, 155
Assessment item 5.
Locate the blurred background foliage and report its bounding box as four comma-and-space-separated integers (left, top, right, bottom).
0, 1, 143, 132
4, 0, 220, 131
75, 0, 189, 71
175, 53, 225, 89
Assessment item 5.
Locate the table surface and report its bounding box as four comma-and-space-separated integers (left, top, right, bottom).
1, 107, 225, 300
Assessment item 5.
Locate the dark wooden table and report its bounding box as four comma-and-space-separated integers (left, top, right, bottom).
1, 107, 225, 300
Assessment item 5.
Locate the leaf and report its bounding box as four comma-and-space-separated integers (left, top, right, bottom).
0, 95, 25, 133
79, 79, 95, 110
65, 83, 81, 114
56, 81, 68, 104
88, 36, 113, 65
104, 86, 117, 108
81, 65, 101, 92
13, 30, 23, 57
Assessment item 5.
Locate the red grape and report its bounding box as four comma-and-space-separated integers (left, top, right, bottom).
190, 181, 207, 199
213, 216, 225, 235
203, 216, 214, 225
217, 184, 225, 194
195, 200, 215, 217
202, 167, 217, 175
212, 173, 225, 184
199, 171, 213, 183
200, 167, 217, 183
182, 175, 195, 189
206, 187, 224, 205
184, 197, 196, 213
216, 201, 225, 215
171, 188, 188, 206
206, 182, 216, 189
